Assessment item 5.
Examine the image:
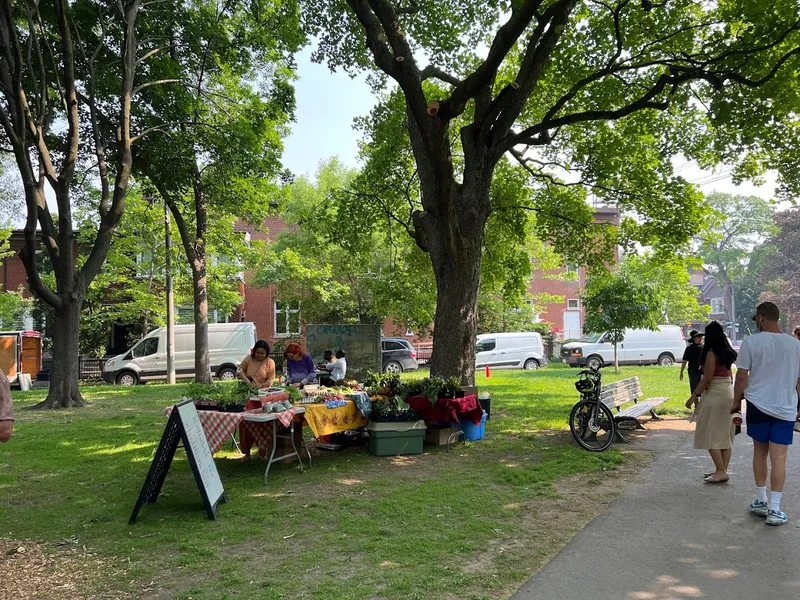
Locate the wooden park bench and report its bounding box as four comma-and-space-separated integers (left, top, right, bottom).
599, 376, 667, 442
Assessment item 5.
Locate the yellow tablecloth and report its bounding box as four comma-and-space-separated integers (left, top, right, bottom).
300, 400, 368, 438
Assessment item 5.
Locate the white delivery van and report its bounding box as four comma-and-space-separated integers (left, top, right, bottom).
102, 322, 257, 386
561, 325, 685, 369
475, 332, 549, 371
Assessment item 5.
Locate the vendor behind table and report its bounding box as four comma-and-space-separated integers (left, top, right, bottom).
237, 340, 276, 389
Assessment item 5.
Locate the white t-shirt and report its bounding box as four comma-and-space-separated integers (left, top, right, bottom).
328, 358, 347, 381
737, 332, 800, 421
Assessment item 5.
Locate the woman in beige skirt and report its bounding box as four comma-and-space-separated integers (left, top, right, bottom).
685, 321, 737, 483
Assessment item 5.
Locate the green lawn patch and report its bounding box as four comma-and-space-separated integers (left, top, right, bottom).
1, 365, 684, 599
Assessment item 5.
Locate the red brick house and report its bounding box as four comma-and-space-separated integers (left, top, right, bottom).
527, 206, 620, 340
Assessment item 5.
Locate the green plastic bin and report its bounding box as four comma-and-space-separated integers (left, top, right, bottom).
367, 420, 426, 456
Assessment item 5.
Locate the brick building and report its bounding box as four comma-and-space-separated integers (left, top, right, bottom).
1, 231, 29, 297
527, 206, 620, 340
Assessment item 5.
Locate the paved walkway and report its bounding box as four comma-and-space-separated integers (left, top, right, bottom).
512, 418, 800, 600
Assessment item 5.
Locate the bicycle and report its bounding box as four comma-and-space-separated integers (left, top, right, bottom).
569, 363, 616, 451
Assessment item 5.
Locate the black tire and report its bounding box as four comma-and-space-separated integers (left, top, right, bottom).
218, 366, 237, 381
585, 355, 603, 371
115, 371, 139, 386
523, 358, 540, 371
383, 361, 403, 374
657, 353, 675, 367
570, 400, 616, 451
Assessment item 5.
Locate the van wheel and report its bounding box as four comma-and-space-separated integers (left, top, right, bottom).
586, 356, 603, 371
218, 367, 237, 381
116, 371, 138, 386
523, 359, 540, 371
658, 353, 675, 367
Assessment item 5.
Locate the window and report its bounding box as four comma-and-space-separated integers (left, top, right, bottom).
405, 328, 414, 336
132, 337, 159, 358
567, 299, 580, 310
476, 339, 496, 353
383, 340, 405, 351
274, 300, 301, 337
710, 297, 726, 314
566, 263, 579, 274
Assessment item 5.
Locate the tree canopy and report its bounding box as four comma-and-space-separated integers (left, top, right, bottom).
582, 268, 662, 371
301, 0, 800, 382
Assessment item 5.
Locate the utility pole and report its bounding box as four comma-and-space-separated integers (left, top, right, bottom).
165, 202, 176, 385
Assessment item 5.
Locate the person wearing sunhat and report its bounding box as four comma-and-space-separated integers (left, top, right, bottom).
680, 329, 705, 395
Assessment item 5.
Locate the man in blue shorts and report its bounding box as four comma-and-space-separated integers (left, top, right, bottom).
733, 302, 800, 526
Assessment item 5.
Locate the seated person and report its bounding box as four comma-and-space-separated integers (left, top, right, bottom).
237, 340, 276, 389
333, 349, 347, 381
319, 349, 347, 387
284, 343, 317, 388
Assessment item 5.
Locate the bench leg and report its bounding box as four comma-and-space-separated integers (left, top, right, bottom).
649, 410, 663, 421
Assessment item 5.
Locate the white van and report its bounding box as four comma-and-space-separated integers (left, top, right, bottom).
475, 332, 549, 371
561, 325, 685, 369
102, 322, 257, 386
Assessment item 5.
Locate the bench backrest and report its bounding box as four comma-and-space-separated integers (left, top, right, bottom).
599, 377, 642, 409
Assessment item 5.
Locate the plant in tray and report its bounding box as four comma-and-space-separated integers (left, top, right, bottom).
370, 396, 419, 423
440, 377, 463, 399
363, 371, 401, 396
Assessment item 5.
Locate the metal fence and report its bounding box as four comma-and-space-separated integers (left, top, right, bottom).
414, 344, 432, 366
40, 356, 106, 380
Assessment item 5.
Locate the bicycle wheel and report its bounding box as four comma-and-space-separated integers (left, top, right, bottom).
570, 400, 616, 451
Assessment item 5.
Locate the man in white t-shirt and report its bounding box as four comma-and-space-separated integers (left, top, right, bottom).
733, 302, 800, 526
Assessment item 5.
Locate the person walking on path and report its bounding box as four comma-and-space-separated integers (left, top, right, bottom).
680, 330, 705, 395
733, 301, 800, 526
686, 322, 737, 483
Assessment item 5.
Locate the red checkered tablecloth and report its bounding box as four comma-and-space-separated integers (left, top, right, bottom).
165, 407, 274, 455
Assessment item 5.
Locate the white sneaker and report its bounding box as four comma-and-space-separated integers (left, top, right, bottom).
750, 500, 768, 517
766, 509, 788, 526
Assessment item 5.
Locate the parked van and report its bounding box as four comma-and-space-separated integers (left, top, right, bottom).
102, 322, 257, 386
475, 332, 548, 371
561, 325, 685, 369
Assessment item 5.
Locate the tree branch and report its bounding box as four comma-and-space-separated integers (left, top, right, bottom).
441, 0, 544, 119
420, 65, 461, 87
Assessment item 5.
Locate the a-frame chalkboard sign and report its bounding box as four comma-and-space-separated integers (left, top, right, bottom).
129, 399, 228, 524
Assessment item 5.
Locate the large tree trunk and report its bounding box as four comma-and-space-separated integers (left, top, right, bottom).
32, 297, 84, 409
423, 156, 493, 385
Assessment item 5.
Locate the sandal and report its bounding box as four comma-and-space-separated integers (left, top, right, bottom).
704, 474, 729, 484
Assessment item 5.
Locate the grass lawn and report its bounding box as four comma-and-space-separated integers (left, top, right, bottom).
1, 364, 688, 599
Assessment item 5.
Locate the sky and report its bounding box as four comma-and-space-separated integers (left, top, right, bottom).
281, 48, 378, 179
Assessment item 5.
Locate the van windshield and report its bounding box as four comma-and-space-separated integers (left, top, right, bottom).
580, 332, 603, 343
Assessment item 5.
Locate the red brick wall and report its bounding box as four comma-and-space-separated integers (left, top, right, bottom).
527, 206, 620, 339
1, 232, 34, 297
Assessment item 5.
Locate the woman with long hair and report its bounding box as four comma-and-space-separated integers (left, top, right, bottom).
237, 340, 276, 389
685, 321, 738, 483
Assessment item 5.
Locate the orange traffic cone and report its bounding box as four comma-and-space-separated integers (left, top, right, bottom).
485, 364, 491, 378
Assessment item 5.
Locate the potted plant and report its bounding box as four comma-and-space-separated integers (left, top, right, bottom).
438, 377, 464, 399
186, 382, 223, 411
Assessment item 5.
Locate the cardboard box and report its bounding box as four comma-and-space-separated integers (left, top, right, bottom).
425, 425, 458, 446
